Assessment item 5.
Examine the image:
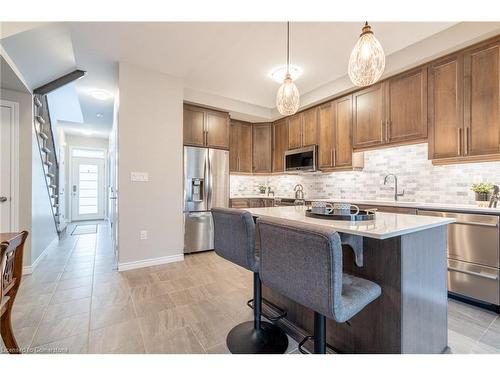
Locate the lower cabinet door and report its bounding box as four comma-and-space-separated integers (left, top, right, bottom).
448, 259, 500, 305
184, 212, 214, 253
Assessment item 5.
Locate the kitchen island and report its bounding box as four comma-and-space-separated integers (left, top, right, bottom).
245, 206, 455, 354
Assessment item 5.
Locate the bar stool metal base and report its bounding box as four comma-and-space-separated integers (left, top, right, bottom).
226, 321, 289, 354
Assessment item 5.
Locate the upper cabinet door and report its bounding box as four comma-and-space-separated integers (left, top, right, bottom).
206, 110, 230, 149
229, 121, 240, 172
463, 40, 500, 157
302, 107, 319, 146
272, 119, 288, 172
288, 114, 302, 149
238, 123, 253, 173
252, 123, 272, 173
386, 68, 428, 144
353, 83, 385, 149
183, 105, 205, 147
333, 95, 353, 168
428, 54, 464, 160
318, 102, 334, 168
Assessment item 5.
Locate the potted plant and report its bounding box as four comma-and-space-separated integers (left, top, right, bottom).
257, 184, 267, 195
471, 183, 494, 207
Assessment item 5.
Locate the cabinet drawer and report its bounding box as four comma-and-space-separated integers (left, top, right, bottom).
418, 210, 499, 267
230, 199, 249, 208
448, 259, 499, 305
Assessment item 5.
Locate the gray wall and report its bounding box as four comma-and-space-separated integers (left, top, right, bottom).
117, 62, 184, 267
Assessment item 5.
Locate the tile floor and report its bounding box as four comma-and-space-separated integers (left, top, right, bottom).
2, 221, 500, 354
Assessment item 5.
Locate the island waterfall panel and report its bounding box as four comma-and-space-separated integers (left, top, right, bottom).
262, 226, 448, 354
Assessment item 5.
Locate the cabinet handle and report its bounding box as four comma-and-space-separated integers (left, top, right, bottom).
386, 120, 390, 142
457, 128, 462, 156
237, 156, 240, 171
464, 127, 469, 156
380, 120, 384, 141
330, 149, 333, 166
333, 148, 336, 166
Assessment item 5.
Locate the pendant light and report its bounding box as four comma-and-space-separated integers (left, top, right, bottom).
276, 22, 300, 116
348, 22, 385, 87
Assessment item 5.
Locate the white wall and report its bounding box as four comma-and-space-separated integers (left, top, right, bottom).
117, 62, 184, 269
0, 88, 34, 267
31, 125, 58, 265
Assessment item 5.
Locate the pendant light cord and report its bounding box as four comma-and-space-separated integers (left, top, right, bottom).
286, 21, 290, 75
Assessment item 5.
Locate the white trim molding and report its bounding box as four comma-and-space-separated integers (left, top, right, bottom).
22, 235, 58, 275
118, 253, 184, 272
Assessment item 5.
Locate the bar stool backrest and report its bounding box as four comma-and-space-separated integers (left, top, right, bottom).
211, 208, 259, 273
257, 217, 343, 321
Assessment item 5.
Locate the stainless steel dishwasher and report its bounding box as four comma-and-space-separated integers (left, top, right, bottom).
417, 210, 500, 305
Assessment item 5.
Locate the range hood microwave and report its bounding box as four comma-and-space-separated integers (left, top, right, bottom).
285, 145, 317, 172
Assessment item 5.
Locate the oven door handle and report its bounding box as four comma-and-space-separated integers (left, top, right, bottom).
448, 266, 499, 280
453, 221, 498, 228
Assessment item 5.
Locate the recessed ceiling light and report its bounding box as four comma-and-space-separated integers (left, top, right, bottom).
89, 89, 112, 101
96, 113, 104, 118
269, 65, 303, 84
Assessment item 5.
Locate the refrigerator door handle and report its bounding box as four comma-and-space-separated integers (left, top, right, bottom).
206, 149, 212, 209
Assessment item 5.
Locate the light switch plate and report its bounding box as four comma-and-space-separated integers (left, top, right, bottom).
130, 172, 149, 182
140, 230, 148, 240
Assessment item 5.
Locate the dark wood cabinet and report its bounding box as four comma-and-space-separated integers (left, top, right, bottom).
183, 105, 205, 147
183, 105, 230, 149
230, 120, 253, 173
318, 102, 334, 168
272, 118, 288, 172
252, 123, 272, 173
302, 107, 319, 146
353, 83, 385, 149
429, 36, 500, 164
288, 114, 302, 149
230, 198, 275, 208
318, 96, 363, 171
386, 67, 428, 144
463, 40, 500, 157
333, 95, 355, 168
287, 107, 318, 150
353, 67, 428, 150
206, 109, 230, 149
428, 54, 463, 160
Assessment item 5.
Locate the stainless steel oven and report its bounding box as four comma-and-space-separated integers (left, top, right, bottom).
417, 210, 500, 305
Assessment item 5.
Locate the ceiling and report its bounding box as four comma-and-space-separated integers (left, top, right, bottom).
3, 21, 499, 135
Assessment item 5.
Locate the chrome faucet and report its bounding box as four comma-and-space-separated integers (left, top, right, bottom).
384, 174, 405, 201
294, 184, 305, 200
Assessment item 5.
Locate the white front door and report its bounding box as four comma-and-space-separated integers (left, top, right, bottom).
0, 101, 17, 232
71, 157, 105, 221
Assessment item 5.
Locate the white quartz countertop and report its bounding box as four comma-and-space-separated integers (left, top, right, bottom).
231, 196, 500, 215
244, 206, 455, 240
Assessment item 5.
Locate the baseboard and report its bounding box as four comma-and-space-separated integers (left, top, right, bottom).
118, 253, 184, 272
22, 236, 58, 275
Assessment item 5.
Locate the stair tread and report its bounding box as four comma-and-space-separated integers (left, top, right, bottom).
35, 115, 45, 124
41, 147, 51, 154
34, 97, 42, 107
38, 132, 49, 140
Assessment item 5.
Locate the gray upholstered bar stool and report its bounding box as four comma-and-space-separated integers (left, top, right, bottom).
257, 217, 382, 354
211, 208, 289, 354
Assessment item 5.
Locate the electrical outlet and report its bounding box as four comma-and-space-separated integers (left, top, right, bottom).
140, 230, 148, 240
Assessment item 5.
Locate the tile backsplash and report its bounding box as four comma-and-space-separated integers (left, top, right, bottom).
230, 143, 500, 205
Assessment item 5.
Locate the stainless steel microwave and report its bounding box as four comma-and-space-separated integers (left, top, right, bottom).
284, 145, 317, 172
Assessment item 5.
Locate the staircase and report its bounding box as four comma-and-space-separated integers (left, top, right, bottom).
33, 94, 62, 233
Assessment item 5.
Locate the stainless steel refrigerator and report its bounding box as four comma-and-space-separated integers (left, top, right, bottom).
183, 146, 229, 253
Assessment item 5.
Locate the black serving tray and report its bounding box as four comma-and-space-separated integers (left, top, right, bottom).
305, 209, 376, 221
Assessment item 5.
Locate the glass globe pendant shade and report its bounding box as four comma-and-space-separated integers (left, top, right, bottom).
348, 23, 385, 87
276, 73, 300, 116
